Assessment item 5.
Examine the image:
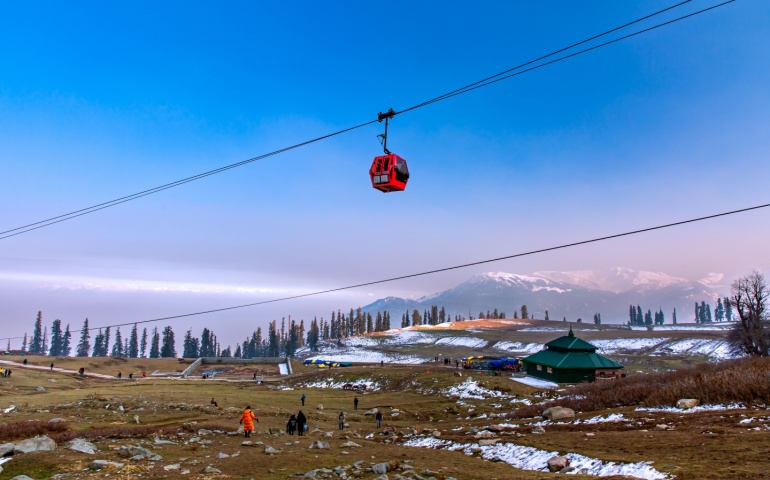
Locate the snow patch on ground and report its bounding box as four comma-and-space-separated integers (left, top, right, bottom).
629, 324, 733, 331
435, 336, 488, 348
381, 330, 435, 346
402, 437, 670, 479
578, 413, 627, 424
636, 403, 745, 414
591, 338, 668, 354
278, 363, 288, 375
444, 379, 510, 400
494, 342, 543, 354
510, 377, 559, 389
305, 348, 426, 364
652, 339, 737, 360
300, 377, 381, 391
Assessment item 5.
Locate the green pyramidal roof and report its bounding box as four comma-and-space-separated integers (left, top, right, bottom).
546, 327, 598, 352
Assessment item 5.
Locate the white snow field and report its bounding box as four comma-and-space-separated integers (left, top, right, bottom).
435, 336, 488, 348
636, 403, 745, 414
443, 379, 511, 400
591, 338, 668, 354
403, 437, 669, 479
493, 341, 543, 354
304, 348, 425, 364
511, 376, 559, 389
300, 377, 381, 391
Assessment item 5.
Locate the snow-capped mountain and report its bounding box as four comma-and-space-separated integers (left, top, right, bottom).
362, 269, 723, 324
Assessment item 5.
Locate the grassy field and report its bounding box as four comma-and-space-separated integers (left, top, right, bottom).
1, 355, 769, 479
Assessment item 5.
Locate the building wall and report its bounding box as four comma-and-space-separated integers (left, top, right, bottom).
525, 362, 596, 383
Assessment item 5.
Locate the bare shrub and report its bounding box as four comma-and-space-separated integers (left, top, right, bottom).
509, 357, 770, 418
0, 421, 70, 441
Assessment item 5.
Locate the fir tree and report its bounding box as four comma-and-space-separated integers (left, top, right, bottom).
724, 297, 733, 321
111, 328, 123, 357
160, 326, 176, 358
149, 327, 160, 359
63, 324, 72, 356
140, 328, 148, 357
30, 311, 44, 354
49, 319, 64, 356
21, 333, 28, 353
233, 344, 242, 358
103, 327, 111, 356
520, 305, 529, 319
545, 310, 550, 321
644, 309, 653, 326
183, 329, 200, 358
411, 309, 421, 327
220, 346, 232, 357
128, 324, 139, 358
42, 326, 48, 355
593, 313, 601, 325
92, 329, 106, 357
673, 308, 677, 325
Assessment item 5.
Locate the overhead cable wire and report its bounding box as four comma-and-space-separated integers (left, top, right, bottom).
1, 200, 766, 342
0, 0, 734, 241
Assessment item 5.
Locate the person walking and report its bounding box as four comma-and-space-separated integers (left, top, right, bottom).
353, 396, 359, 410
301, 393, 306, 406
338, 412, 345, 431
286, 414, 297, 435
117, 372, 122, 379
50, 363, 54, 370
375, 409, 383, 428
297, 410, 306, 436
239, 406, 258, 438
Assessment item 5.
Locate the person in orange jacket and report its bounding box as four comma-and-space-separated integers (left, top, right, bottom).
239, 406, 258, 438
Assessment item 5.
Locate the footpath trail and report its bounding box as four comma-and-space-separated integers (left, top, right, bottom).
0, 358, 117, 379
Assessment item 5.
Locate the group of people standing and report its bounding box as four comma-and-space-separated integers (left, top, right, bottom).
239, 392, 385, 439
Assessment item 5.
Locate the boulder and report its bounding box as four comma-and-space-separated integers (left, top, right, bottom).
371, 462, 390, 474
0, 443, 15, 456
10, 476, 35, 480
203, 466, 222, 474
90, 459, 125, 471
542, 406, 575, 421
163, 464, 181, 471
676, 399, 700, 409
316, 404, 324, 410
309, 440, 330, 450
35, 387, 45, 392
431, 430, 441, 437
154, 438, 177, 445
453, 371, 462, 377
117, 445, 154, 459
478, 439, 498, 446
66, 438, 97, 454
197, 429, 213, 436
264, 445, 281, 454
340, 441, 361, 448
216, 452, 230, 458
547, 455, 570, 472
14, 436, 57, 454
531, 426, 546, 434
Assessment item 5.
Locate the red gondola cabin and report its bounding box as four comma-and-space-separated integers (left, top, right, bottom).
369, 154, 409, 192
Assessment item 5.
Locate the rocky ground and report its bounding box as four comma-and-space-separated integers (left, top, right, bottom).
1, 357, 770, 479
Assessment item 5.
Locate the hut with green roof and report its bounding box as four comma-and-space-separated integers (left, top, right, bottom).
522, 327, 624, 383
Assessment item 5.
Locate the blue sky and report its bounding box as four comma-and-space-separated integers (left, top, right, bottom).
1, 1, 769, 348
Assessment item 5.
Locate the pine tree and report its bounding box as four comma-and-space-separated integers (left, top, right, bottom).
705, 303, 713, 323
62, 324, 72, 356
699, 301, 707, 323
128, 324, 139, 358
111, 328, 123, 357
140, 328, 148, 357
30, 311, 44, 354
629, 305, 635, 325
220, 346, 232, 357
695, 302, 701, 323
103, 327, 111, 355
724, 297, 733, 321
183, 329, 199, 358
160, 326, 176, 358
49, 319, 64, 356
92, 329, 106, 357
545, 310, 550, 321
233, 344, 242, 358
593, 313, 601, 325
715, 298, 725, 322
42, 326, 48, 355
644, 309, 653, 326
200, 328, 212, 357
520, 305, 529, 319
21, 333, 28, 353
673, 308, 677, 325
411, 309, 421, 327
149, 327, 160, 359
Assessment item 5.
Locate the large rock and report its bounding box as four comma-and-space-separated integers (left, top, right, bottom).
478, 439, 499, 446
542, 406, 575, 422
14, 436, 57, 454
676, 399, 700, 409
547, 455, 570, 472
66, 438, 97, 454
203, 466, 222, 474
264, 445, 281, 454
10, 476, 35, 480
0, 443, 14, 456
90, 459, 125, 470
372, 462, 390, 474
117, 445, 155, 459
309, 440, 330, 450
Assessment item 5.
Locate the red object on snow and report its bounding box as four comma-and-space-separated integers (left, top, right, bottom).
369, 154, 409, 192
